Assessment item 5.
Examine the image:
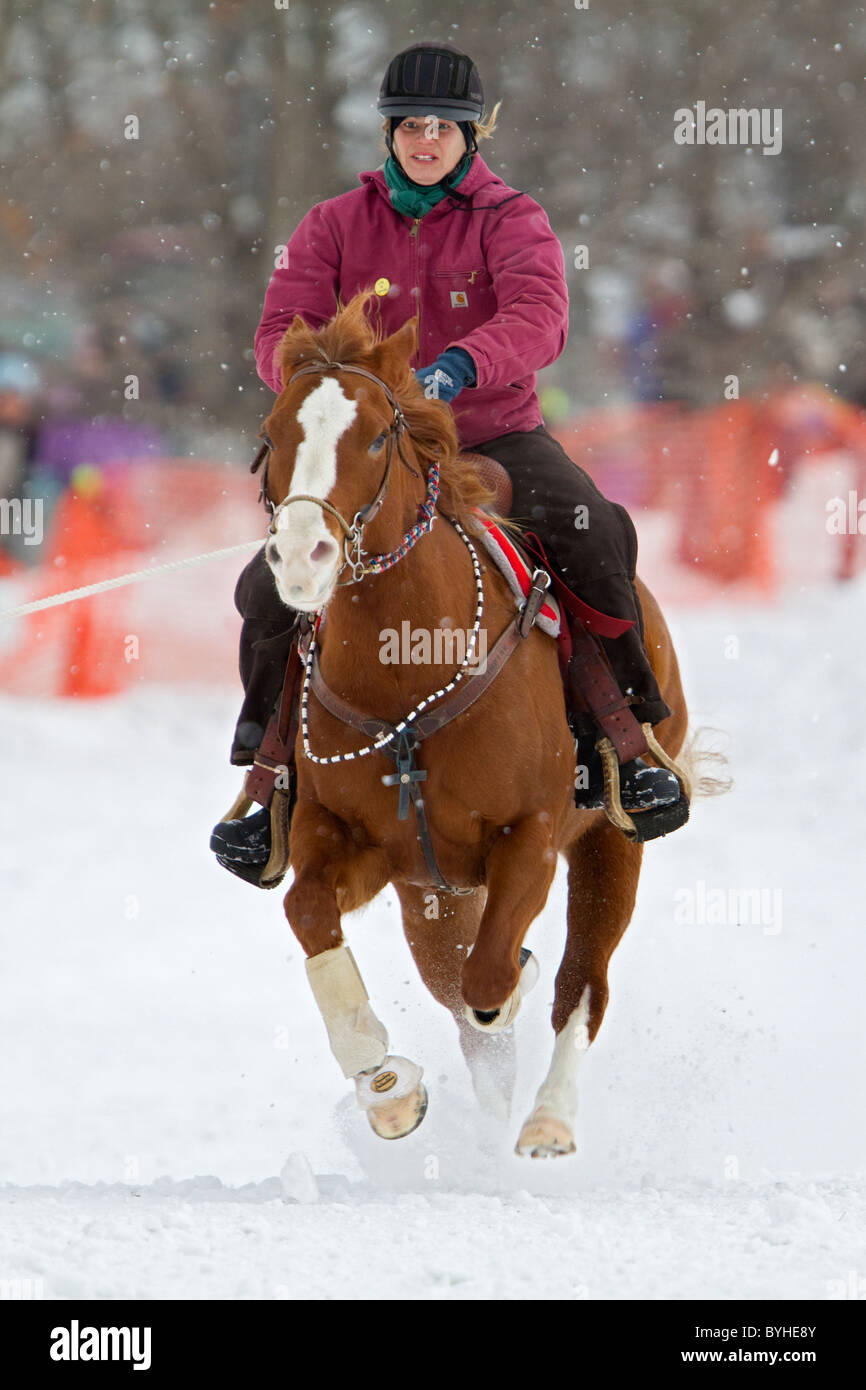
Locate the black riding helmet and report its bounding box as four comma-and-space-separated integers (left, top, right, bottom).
377, 41, 485, 185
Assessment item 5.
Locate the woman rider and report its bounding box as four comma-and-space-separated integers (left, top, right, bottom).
211, 40, 683, 878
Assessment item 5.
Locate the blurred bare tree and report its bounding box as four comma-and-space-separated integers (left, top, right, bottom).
0, 0, 863, 449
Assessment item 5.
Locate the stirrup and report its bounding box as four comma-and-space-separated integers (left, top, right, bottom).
596, 724, 692, 843
212, 777, 294, 889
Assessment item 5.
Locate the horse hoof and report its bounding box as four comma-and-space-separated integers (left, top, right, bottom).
465, 990, 521, 1033
354, 1056, 428, 1140
515, 1108, 576, 1158
367, 1083, 428, 1140
463, 948, 539, 1034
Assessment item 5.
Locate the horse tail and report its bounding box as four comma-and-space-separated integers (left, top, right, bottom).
678, 724, 733, 799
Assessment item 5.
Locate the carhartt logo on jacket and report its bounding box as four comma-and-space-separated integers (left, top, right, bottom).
254, 154, 568, 450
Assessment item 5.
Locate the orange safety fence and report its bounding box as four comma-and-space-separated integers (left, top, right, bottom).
0, 460, 261, 698
550, 385, 866, 599
1, 387, 864, 699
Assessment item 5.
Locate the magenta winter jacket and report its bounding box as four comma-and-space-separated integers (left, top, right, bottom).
253, 154, 569, 450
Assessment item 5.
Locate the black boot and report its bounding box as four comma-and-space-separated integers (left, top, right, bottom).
210, 804, 283, 887
574, 734, 681, 813
215, 555, 304, 884
209, 806, 272, 865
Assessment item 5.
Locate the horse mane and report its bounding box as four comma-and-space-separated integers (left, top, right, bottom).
277, 289, 496, 522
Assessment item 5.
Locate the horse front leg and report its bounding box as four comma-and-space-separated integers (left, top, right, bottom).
516, 816, 643, 1157
461, 814, 557, 1032
394, 882, 517, 1121
285, 799, 427, 1140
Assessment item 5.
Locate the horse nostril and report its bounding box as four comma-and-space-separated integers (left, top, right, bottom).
266, 540, 279, 565
310, 539, 337, 565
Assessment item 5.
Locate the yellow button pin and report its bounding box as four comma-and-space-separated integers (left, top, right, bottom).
374, 277, 391, 296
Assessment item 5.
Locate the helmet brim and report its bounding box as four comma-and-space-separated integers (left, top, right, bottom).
378, 101, 482, 122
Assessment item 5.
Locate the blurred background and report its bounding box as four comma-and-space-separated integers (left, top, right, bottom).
0, 0, 864, 689
0, 4, 865, 1278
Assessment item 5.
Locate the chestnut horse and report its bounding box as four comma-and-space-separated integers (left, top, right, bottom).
258, 291, 689, 1157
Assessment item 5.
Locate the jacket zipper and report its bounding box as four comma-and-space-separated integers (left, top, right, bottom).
409, 218, 422, 365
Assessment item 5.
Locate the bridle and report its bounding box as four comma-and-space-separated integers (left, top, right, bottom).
250, 350, 440, 586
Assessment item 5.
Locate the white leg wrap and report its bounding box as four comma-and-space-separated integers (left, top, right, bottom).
305, 944, 389, 1079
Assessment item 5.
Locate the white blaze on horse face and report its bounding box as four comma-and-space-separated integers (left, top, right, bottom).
267, 378, 358, 608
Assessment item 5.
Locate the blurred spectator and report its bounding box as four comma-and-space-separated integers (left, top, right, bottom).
624, 260, 693, 404
0, 356, 41, 569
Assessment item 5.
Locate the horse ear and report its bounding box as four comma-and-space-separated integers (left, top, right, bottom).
278, 314, 318, 387
279, 313, 312, 350
376, 316, 417, 372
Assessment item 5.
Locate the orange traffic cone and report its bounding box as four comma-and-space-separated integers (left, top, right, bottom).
47, 469, 128, 698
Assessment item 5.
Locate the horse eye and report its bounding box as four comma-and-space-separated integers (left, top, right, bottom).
369, 431, 386, 453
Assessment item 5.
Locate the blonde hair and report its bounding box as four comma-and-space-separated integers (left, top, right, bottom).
379, 100, 502, 156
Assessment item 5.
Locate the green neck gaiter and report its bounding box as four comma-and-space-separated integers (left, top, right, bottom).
383, 152, 473, 218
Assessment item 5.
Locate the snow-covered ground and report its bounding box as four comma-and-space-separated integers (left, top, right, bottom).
1, 575, 864, 1300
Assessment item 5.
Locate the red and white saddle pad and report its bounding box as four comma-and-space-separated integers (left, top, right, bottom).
470, 511, 561, 637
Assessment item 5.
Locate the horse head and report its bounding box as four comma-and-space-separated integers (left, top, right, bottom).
259, 291, 459, 611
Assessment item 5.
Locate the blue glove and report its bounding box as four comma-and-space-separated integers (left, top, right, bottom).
414, 347, 476, 403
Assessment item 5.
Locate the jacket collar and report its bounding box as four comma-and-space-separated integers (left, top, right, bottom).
358, 153, 517, 217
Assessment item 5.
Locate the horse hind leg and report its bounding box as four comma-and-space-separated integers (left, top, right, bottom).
515, 987, 590, 1157
516, 816, 643, 1157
